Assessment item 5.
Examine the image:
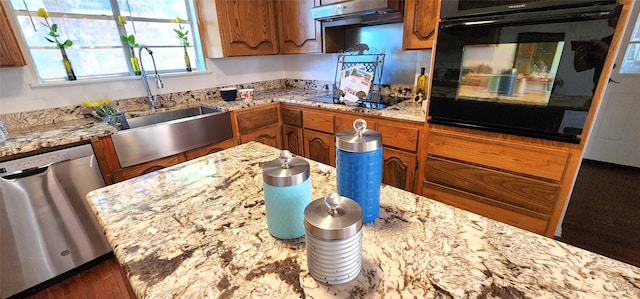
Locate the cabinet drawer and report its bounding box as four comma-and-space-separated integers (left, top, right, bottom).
282, 106, 302, 127
377, 122, 420, 152
303, 110, 334, 133
422, 181, 548, 235
425, 156, 559, 215
334, 114, 376, 133
236, 106, 279, 134
427, 131, 569, 181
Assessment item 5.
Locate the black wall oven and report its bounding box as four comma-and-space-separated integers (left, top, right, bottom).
429, 1, 621, 143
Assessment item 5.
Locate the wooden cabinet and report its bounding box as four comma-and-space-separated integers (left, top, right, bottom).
185, 138, 238, 160
0, 1, 26, 67
235, 104, 281, 147
197, 0, 321, 57
93, 136, 237, 184
420, 125, 572, 235
377, 120, 421, 191
240, 124, 281, 147
214, 0, 279, 56
303, 129, 335, 166
383, 147, 417, 191
281, 105, 304, 155
402, 0, 439, 50
112, 154, 187, 183
277, 0, 322, 54
303, 109, 335, 166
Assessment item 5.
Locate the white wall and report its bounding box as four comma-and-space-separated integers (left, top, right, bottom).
0, 55, 290, 114
1, 50, 430, 114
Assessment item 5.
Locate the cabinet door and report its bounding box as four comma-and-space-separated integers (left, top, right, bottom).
112, 154, 187, 183
240, 124, 281, 148
383, 147, 417, 191
0, 2, 26, 67
215, 0, 279, 56
282, 124, 304, 156
304, 129, 335, 166
184, 138, 238, 160
277, 0, 322, 54
402, 0, 439, 50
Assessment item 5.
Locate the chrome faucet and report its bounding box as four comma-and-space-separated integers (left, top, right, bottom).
139, 45, 163, 110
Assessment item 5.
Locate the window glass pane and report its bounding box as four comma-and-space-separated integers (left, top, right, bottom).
630, 14, 640, 42
139, 47, 195, 72
126, 21, 193, 47
117, 0, 188, 20
620, 43, 640, 74
18, 16, 121, 47
11, 0, 113, 15
31, 48, 129, 79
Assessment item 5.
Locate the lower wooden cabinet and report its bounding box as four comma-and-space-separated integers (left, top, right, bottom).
236, 103, 281, 148
240, 124, 281, 147
420, 125, 572, 236
382, 147, 417, 191
303, 129, 335, 166
112, 154, 187, 183
96, 137, 238, 184
185, 138, 238, 160
282, 124, 304, 156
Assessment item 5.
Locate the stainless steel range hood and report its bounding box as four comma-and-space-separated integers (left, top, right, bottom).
312, 0, 404, 27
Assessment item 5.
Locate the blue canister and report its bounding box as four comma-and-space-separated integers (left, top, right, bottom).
335, 119, 382, 224
262, 150, 311, 239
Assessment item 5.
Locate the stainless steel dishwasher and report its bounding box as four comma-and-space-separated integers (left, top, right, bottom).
0, 143, 112, 298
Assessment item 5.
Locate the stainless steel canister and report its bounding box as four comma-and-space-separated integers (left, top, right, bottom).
262, 150, 311, 239
335, 118, 383, 224
304, 192, 363, 285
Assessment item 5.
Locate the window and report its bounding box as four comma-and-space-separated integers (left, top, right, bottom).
620, 12, 640, 74
9, 0, 202, 82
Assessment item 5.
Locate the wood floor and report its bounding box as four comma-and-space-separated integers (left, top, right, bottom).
555, 159, 640, 267
24, 256, 134, 299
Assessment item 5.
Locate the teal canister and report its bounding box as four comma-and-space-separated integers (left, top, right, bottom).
262, 150, 311, 239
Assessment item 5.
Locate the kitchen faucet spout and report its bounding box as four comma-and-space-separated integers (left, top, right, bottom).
139, 45, 163, 110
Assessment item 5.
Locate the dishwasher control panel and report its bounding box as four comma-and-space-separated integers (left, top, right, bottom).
0, 144, 94, 176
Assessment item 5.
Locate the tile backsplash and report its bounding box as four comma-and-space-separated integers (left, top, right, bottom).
0, 79, 415, 132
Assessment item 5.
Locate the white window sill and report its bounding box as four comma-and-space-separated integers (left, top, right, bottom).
29, 70, 212, 88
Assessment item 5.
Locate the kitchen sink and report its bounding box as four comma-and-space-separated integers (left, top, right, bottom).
111, 106, 234, 168
125, 106, 219, 129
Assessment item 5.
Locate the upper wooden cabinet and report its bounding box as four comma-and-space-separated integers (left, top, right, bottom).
402, 0, 439, 50
0, 1, 26, 67
277, 0, 322, 54
196, 0, 321, 57
215, 0, 279, 56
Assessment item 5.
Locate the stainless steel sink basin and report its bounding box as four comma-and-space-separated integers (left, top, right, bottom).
111, 106, 234, 168
125, 106, 219, 129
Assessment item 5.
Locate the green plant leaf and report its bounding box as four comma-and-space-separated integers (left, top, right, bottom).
63, 40, 72, 47
44, 37, 55, 43
51, 23, 58, 32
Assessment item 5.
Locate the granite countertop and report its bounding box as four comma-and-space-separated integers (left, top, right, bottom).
0, 88, 424, 159
86, 142, 640, 298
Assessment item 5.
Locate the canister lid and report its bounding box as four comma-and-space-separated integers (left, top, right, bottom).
304, 193, 363, 240
262, 150, 310, 186
336, 119, 381, 152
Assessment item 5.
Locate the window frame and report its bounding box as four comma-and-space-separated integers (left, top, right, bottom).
9, 0, 205, 82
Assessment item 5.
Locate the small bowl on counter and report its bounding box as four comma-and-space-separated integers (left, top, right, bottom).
219, 87, 238, 101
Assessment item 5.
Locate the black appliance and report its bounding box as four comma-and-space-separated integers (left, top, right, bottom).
429, 1, 621, 143
440, 0, 615, 20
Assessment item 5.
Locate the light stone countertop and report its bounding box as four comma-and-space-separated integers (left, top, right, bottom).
86, 142, 640, 298
0, 89, 424, 159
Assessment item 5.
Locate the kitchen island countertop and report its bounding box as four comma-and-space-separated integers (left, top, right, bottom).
86, 142, 640, 298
